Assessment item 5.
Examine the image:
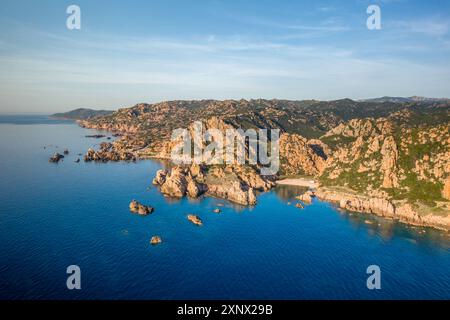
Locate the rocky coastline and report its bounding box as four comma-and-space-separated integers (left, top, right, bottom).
84, 142, 136, 162
314, 188, 450, 231
69, 99, 450, 231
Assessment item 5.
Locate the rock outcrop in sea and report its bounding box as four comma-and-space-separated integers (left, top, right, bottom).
296, 190, 315, 204
187, 214, 203, 226
150, 236, 162, 245
84, 142, 136, 162
129, 200, 154, 215
49, 153, 64, 163
153, 164, 274, 206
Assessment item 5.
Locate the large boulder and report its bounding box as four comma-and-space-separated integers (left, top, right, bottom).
159, 167, 188, 197
207, 181, 257, 206
152, 169, 168, 185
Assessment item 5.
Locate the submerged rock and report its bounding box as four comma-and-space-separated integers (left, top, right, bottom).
129, 200, 154, 215
63, 149, 69, 155
187, 214, 203, 226
295, 203, 304, 209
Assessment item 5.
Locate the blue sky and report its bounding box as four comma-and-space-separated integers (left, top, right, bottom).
0, 0, 450, 113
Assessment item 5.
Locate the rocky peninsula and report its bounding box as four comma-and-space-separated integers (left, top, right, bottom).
152, 164, 274, 206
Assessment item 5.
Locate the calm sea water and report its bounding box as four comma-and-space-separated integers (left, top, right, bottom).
0, 115, 449, 300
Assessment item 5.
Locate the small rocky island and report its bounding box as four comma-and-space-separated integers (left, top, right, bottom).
150, 236, 162, 245
129, 200, 153, 215
187, 214, 203, 226
49, 152, 64, 163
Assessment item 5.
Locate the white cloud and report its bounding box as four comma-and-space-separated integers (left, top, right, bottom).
317, 6, 334, 12
394, 18, 449, 37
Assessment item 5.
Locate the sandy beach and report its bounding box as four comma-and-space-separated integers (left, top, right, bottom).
276, 178, 317, 189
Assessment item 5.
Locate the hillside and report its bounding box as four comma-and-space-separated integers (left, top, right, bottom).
320, 116, 450, 204
51, 108, 113, 120
78, 98, 449, 137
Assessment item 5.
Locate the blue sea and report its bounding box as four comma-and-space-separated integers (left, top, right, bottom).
0, 115, 449, 300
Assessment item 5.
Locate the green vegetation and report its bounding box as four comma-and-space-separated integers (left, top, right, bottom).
320, 135, 357, 149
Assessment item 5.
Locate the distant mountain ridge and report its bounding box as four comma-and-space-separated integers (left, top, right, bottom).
51, 108, 113, 120
360, 96, 450, 103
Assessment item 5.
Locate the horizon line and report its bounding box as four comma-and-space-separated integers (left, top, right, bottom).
2, 95, 450, 115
